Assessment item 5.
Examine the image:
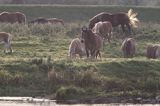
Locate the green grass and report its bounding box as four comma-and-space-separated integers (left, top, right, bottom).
0, 5, 159, 102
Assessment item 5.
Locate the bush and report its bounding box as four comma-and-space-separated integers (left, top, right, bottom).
55, 86, 85, 100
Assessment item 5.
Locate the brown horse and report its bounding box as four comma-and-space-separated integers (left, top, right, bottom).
93, 21, 113, 43
81, 27, 103, 59
121, 38, 135, 58
29, 17, 64, 25
146, 44, 160, 59
0, 32, 12, 53
68, 38, 86, 59
89, 9, 139, 34
0, 11, 26, 24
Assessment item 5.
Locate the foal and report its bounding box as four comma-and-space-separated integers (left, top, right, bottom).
68, 38, 86, 59
0, 32, 12, 53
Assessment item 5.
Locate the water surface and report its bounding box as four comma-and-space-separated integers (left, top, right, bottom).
0, 97, 159, 106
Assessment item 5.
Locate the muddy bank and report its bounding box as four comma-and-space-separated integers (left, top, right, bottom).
56, 96, 160, 104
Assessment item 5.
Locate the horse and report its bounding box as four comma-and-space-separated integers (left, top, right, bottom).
28, 17, 49, 24
121, 38, 135, 58
68, 38, 86, 59
29, 17, 64, 25
81, 27, 103, 59
47, 18, 65, 26
0, 11, 26, 24
89, 9, 139, 34
146, 44, 160, 59
92, 21, 113, 43
0, 32, 12, 53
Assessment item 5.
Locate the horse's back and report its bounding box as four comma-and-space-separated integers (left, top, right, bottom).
15, 12, 26, 23
33, 17, 48, 24
111, 12, 129, 26
0, 11, 10, 22
69, 38, 85, 57
101, 21, 112, 32
48, 18, 64, 25
147, 44, 160, 59
121, 38, 135, 57
89, 12, 111, 29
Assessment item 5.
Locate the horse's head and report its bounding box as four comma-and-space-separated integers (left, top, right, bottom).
81, 26, 93, 43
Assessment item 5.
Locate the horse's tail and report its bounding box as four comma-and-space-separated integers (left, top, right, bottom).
127, 9, 139, 28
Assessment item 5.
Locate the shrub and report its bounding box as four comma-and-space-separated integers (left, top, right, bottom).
55, 86, 85, 100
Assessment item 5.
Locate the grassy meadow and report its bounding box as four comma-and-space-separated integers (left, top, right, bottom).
0, 5, 160, 102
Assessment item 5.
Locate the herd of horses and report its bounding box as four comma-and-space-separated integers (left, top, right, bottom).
0, 9, 159, 59
68, 9, 160, 59
69, 9, 138, 59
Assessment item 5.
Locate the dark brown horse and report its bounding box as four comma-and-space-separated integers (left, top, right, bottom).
81, 27, 103, 59
0, 11, 26, 24
89, 9, 139, 34
28, 17, 49, 24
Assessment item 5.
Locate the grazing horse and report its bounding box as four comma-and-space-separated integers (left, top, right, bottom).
68, 38, 86, 59
28, 17, 48, 24
93, 21, 113, 43
121, 38, 135, 58
146, 44, 160, 59
81, 27, 103, 59
0, 11, 26, 24
89, 9, 139, 34
0, 32, 12, 53
47, 18, 65, 26
29, 17, 64, 25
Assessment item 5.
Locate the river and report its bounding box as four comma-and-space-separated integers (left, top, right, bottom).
0, 97, 159, 106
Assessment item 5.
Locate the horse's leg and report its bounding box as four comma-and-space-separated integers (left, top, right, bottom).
4, 43, 8, 53
95, 50, 99, 58
121, 24, 126, 33
126, 23, 135, 35
86, 49, 89, 58
9, 45, 12, 53
96, 50, 101, 59
102, 38, 106, 50
91, 49, 96, 59
7, 42, 12, 53
126, 24, 136, 35
107, 32, 111, 43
